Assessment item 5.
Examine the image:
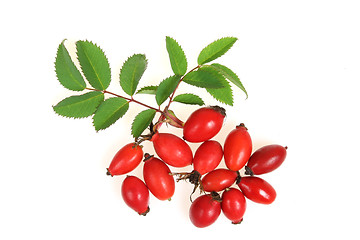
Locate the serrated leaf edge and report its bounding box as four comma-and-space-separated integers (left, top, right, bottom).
173, 93, 205, 106
211, 63, 248, 99
198, 37, 238, 65
166, 36, 188, 75
183, 68, 226, 89
136, 85, 158, 94
92, 98, 130, 131
202, 68, 234, 106
155, 75, 181, 106
52, 91, 104, 119
76, 40, 111, 91
131, 109, 156, 138
54, 39, 86, 91
119, 54, 148, 96
207, 86, 234, 106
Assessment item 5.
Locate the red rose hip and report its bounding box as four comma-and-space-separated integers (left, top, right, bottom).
107, 143, 143, 176
121, 175, 150, 215
221, 188, 246, 224
201, 169, 238, 192
247, 144, 287, 175
143, 155, 175, 201
189, 194, 221, 228
237, 176, 276, 204
183, 106, 226, 143
193, 140, 223, 175
224, 123, 252, 171
151, 132, 193, 168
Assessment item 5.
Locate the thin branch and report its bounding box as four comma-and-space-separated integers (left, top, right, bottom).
166, 65, 201, 109
85, 88, 163, 114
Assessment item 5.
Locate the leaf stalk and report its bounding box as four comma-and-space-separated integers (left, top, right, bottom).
166, 65, 201, 109
85, 88, 163, 114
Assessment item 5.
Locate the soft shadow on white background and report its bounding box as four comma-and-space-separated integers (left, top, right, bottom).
1, 0, 359, 239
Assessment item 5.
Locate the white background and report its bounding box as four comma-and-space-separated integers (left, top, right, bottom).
1, 0, 359, 239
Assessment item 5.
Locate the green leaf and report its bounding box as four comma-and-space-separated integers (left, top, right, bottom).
166, 36, 187, 75
211, 63, 248, 98
93, 98, 129, 131
131, 109, 156, 138
173, 94, 204, 106
155, 75, 181, 105
136, 85, 158, 95
76, 40, 111, 90
120, 54, 148, 96
198, 37, 237, 65
206, 78, 233, 106
53, 91, 104, 118
55, 40, 86, 91
182, 67, 225, 89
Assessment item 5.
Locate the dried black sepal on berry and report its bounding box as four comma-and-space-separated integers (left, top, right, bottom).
171, 170, 204, 202
210, 191, 222, 202
244, 166, 254, 176
236, 171, 242, 184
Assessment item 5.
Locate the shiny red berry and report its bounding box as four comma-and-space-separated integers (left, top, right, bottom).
121, 176, 150, 215
107, 143, 143, 176
151, 132, 192, 167
189, 194, 221, 228
183, 106, 226, 143
224, 123, 252, 171
143, 155, 175, 201
237, 176, 276, 204
246, 144, 287, 175
193, 140, 223, 175
201, 169, 238, 192
221, 188, 246, 224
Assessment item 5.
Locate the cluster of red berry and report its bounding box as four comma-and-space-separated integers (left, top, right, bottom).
106, 106, 287, 228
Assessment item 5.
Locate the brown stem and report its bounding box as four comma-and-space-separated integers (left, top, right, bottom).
171, 170, 203, 202
85, 88, 163, 114
87, 64, 201, 134
152, 65, 201, 131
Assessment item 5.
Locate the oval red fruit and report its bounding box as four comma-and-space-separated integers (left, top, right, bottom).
201, 169, 238, 192
193, 140, 223, 175
189, 194, 221, 228
121, 176, 150, 215
247, 144, 287, 175
107, 143, 143, 176
224, 123, 252, 171
143, 156, 175, 201
221, 188, 246, 224
151, 132, 192, 167
183, 106, 226, 143
237, 176, 276, 204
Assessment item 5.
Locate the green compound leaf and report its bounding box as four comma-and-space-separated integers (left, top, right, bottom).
182, 67, 225, 89
53, 91, 104, 118
211, 63, 248, 98
136, 85, 158, 95
166, 36, 187, 75
131, 109, 156, 138
76, 40, 111, 90
156, 75, 181, 106
173, 94, 204, 106
198, 37, 237, 65
55, 40, 86, 91
120, 54, 148, 96
93, 98, 129, 131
